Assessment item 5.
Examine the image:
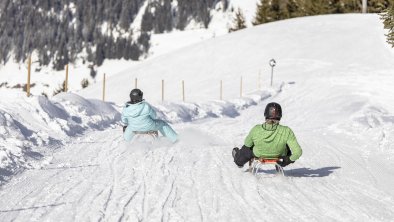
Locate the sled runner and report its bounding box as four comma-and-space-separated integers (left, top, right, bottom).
249, 157, 285, 177
133, 131, 159, 142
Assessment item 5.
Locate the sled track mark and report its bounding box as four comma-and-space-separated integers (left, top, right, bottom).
97, 186, 113, 222
210, 145, 259, 221
141, 178, 147, 220
190, 176, 204, 222
160, 179, 177, 222
117, 185, 141, 222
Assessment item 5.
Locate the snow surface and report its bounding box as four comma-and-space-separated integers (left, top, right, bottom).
1, 14, 394, 221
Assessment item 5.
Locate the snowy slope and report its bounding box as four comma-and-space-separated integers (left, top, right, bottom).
0, 0, 258, 97
80, 14, 394, 104
1, 14, 394, 221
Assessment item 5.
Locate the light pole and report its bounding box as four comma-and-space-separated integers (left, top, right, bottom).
269, 59, 276, 87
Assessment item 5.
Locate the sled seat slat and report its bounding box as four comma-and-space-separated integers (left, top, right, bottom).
133, 131, 159, 136
255, 158, 280, 164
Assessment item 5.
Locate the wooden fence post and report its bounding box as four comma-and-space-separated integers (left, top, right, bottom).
182, 80, 185, 102
27, 56, 31, 97
220, 80, 223, 100
102, 73, 106, 101
258, 70, 261, 90
161, 79, 164, 102
64, 64, 69, 92
240, 76, 243, 97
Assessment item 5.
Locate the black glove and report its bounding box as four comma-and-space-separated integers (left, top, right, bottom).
122, 126, 127, 133
278, 156, 294, 167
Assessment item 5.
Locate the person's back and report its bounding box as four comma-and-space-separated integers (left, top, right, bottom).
245, 123, 302, 161
122, 101, 157, 132
121, 88, 178, 143
232, 102, 302, 168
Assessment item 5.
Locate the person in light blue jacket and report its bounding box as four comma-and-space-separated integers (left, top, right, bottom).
121, 88, 178, 143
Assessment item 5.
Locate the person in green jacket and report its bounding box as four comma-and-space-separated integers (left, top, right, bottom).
232, 102, 302, 168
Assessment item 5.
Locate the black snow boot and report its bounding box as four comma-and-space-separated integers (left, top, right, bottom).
232, 147, 239, 159
232, 147, 243, 168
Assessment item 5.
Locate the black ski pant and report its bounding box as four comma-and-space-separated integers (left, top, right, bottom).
234, 145, 292, 167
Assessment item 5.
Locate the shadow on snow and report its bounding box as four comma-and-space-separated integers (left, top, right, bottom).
250, 166, 340, 178
285, 166, 341, 177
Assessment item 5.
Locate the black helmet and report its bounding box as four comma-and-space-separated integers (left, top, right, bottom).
129, 88, 143, 104
264, 102, 282, 120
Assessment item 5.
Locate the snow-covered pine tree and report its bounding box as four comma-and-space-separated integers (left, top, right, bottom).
381, 0, 394, 47
229, 8, 247, 32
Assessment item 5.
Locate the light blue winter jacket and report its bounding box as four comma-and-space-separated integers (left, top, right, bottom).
121, 101, 157, 131
121, 101, 178, 142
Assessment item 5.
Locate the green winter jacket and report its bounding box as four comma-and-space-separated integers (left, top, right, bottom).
244, 123, 302, 161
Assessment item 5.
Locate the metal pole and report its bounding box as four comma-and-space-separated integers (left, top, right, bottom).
135, 78, 138, 88
362, 0, 367, 13
269, 59, 276, 87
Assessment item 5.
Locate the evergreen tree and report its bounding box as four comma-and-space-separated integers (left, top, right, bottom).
0, 0, 151, 70
253, 0, 391, 26
229, 8, 247, 32
253, 0, 273, 25
368, 0, 391, 13
302, 0, 328, 15
0, 0, 228, 68
381, 0, 394, 47
253, 0, 301, 25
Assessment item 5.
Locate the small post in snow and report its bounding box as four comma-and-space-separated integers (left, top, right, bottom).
64, 64, 69, 92
27, 56, 31, 97
362, 0, 367, 13
102, 73, 106, 101
269, 59, 276, 87
258, 69, 261, 90
182, 80, 185, 102
220, 80, 223, 100
240, 76, 243, 97
161, 79, 164, 102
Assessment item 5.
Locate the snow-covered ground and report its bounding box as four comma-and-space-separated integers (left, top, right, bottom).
1, 14, 394, 221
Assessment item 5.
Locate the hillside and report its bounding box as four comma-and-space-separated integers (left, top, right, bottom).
0, 14, 394, 221
80, 14, 394, 104
0, 0, 259, 98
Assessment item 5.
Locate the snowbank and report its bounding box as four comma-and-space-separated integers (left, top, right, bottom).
0, 90, 120, 182
0, 83, 284, 183
153, 84, 287, 123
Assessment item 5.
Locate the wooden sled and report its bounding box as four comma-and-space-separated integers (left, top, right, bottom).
249, 157, 285, 177
133, 131, 159, 142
